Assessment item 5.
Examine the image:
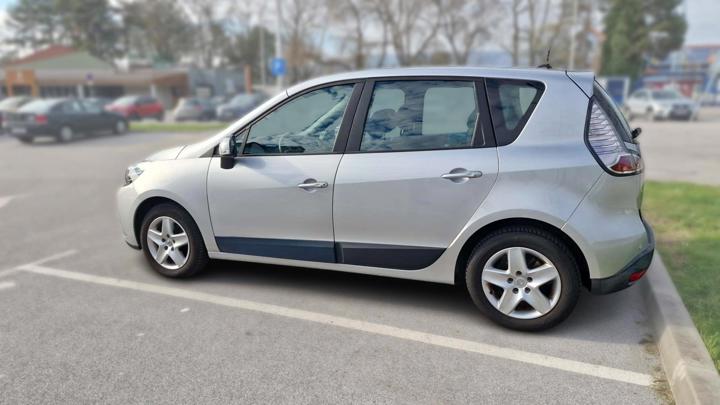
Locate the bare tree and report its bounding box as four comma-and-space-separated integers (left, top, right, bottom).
370, 0, 442, 66
435, 0, 501, 65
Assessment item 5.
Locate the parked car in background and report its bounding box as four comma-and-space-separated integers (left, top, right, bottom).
7, 98, 128, 143
0, 96, 33, 133
172, 97, 216, 121
216, 92, 267, 121
117, 67, 653, 331
106, 95, 165, 121
624, 89, 699, 121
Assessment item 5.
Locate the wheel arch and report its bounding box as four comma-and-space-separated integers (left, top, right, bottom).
133, 196, 195, 249
454, 217, 590, 290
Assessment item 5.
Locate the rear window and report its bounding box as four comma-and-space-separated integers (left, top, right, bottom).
18, 99, 62, 113
486, 79, 544, 146
593, 81, 633, 143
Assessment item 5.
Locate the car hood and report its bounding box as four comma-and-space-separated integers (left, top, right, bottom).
145, 145, 186, 161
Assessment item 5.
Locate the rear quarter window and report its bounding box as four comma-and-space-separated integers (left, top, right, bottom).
485, 79, 544, 146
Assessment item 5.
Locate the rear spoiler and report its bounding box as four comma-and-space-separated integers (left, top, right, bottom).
565, 71, 594, 99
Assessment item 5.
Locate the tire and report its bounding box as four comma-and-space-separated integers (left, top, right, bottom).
113, 119, 128, 135
57, 125, 74, 143
644, 109, 655, 122
465, 226, 581, 331
155, 112, 165, 122
140, 203, 209, 278
17, 136, 34, 144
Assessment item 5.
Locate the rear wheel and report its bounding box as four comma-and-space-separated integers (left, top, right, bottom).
140, 203, 208, 277
465, 226, 581, 331
155, 112, 165, 122
17, 136, 34, 144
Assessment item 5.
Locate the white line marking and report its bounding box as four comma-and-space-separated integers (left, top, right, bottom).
16, 250, 78, 268
0, 195, 18, 209
0, 281, 16, 290
0, 269, 20, 279
18, 264, 653, 387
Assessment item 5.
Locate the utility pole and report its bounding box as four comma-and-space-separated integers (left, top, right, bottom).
568, 0, 579, 70
260, 27, 267, 87
274, 0, 283, 90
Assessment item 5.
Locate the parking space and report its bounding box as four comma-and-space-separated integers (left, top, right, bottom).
0, 130, 670, 403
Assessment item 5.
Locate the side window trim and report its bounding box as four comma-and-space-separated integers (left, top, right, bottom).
344, 76, 495, 153
232, 81, 362, 157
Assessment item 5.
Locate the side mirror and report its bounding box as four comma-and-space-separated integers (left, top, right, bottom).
218, 136, 236, 169
631, 127, 642, 139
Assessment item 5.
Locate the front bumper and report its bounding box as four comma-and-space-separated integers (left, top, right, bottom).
590, 219, 655, 294
117, 184, 140, 249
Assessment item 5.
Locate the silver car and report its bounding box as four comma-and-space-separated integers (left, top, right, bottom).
117, 67, 653, 331
624, 88, 699, 121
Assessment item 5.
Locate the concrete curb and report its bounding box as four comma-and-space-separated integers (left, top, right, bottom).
642, 254, 720, 404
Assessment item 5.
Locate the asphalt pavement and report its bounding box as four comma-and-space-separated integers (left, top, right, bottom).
0, 129, 674, 404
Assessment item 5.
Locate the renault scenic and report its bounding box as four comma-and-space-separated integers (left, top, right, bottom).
117, 67, 654, 331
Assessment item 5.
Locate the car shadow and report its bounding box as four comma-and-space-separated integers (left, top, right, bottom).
163, 257, 652, 344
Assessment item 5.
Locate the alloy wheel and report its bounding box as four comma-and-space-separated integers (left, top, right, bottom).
146, 216, 190, 270
481, 246, 562, 320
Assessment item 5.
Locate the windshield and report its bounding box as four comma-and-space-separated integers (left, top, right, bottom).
230, 94, 256, 108
112, 96, 138, 106
652, 90, 682, 100
18, 99, 62, 113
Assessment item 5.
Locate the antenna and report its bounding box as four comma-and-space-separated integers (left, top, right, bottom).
537, 48, 552, 69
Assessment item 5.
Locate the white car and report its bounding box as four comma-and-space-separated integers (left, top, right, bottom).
624, 89, 698, 121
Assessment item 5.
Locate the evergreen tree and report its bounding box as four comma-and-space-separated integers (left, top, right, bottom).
601, 0, 687, 79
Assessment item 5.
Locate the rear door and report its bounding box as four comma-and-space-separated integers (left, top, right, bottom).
332, 78, 499, 269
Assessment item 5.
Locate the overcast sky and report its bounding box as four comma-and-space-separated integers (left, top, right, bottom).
0, 0, 716, 45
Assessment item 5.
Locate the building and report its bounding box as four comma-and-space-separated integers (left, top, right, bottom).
0, 46, 246, 107
641, 44, 720, 103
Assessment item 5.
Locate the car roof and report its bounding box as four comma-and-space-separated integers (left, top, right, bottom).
287, 66, 593, 96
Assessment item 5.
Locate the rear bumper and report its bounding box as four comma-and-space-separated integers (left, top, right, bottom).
589, 219, 655, 294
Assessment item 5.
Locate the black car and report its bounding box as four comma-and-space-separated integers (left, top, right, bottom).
6, 98, 128, 143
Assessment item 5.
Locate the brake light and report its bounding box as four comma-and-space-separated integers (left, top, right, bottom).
586, 102, 642, 175
35, 115, 48, 124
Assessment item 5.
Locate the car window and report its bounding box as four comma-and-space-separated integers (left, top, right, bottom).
485, 79, 544, 146
19, 99, 60, 113
242, 84, 355, 155
360, 80, 478, 152
81, 100, 102, 114
61, 101, 84, 113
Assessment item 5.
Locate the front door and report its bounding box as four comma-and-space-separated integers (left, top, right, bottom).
207, 83, 360, 262
332, 79, 500, 270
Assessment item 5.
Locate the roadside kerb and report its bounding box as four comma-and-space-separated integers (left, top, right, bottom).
642, 254, 720, 404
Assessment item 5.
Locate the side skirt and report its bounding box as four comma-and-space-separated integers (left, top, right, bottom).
215, 237, 444, 270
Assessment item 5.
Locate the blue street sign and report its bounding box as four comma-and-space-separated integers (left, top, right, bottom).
270, 58, 286, 77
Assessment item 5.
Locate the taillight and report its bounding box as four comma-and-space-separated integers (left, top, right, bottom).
586, 101, 642, 175
35, 115, 48, 124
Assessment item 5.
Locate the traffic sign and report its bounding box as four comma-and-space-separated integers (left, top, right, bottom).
270, 58, 286, 77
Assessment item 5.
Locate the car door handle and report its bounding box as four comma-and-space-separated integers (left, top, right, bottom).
297, 181, 328, 189
441, 170, 483, 180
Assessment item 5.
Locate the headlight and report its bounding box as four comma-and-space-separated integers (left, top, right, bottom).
124, 164, 144, 185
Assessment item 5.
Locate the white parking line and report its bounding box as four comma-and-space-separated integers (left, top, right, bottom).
0, 280, 16, 290
17, 262, 653, 387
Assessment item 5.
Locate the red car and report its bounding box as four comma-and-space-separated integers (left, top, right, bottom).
106, 95, 165, 121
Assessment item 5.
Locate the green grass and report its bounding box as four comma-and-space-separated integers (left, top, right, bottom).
643, 181, 720, 370
130, 121, 227, 133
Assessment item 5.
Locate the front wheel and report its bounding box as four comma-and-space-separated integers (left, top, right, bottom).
57, 125, 74, 143
465, 227, 581, 331
140, 204, 209, 277
114, 119, 128, 135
